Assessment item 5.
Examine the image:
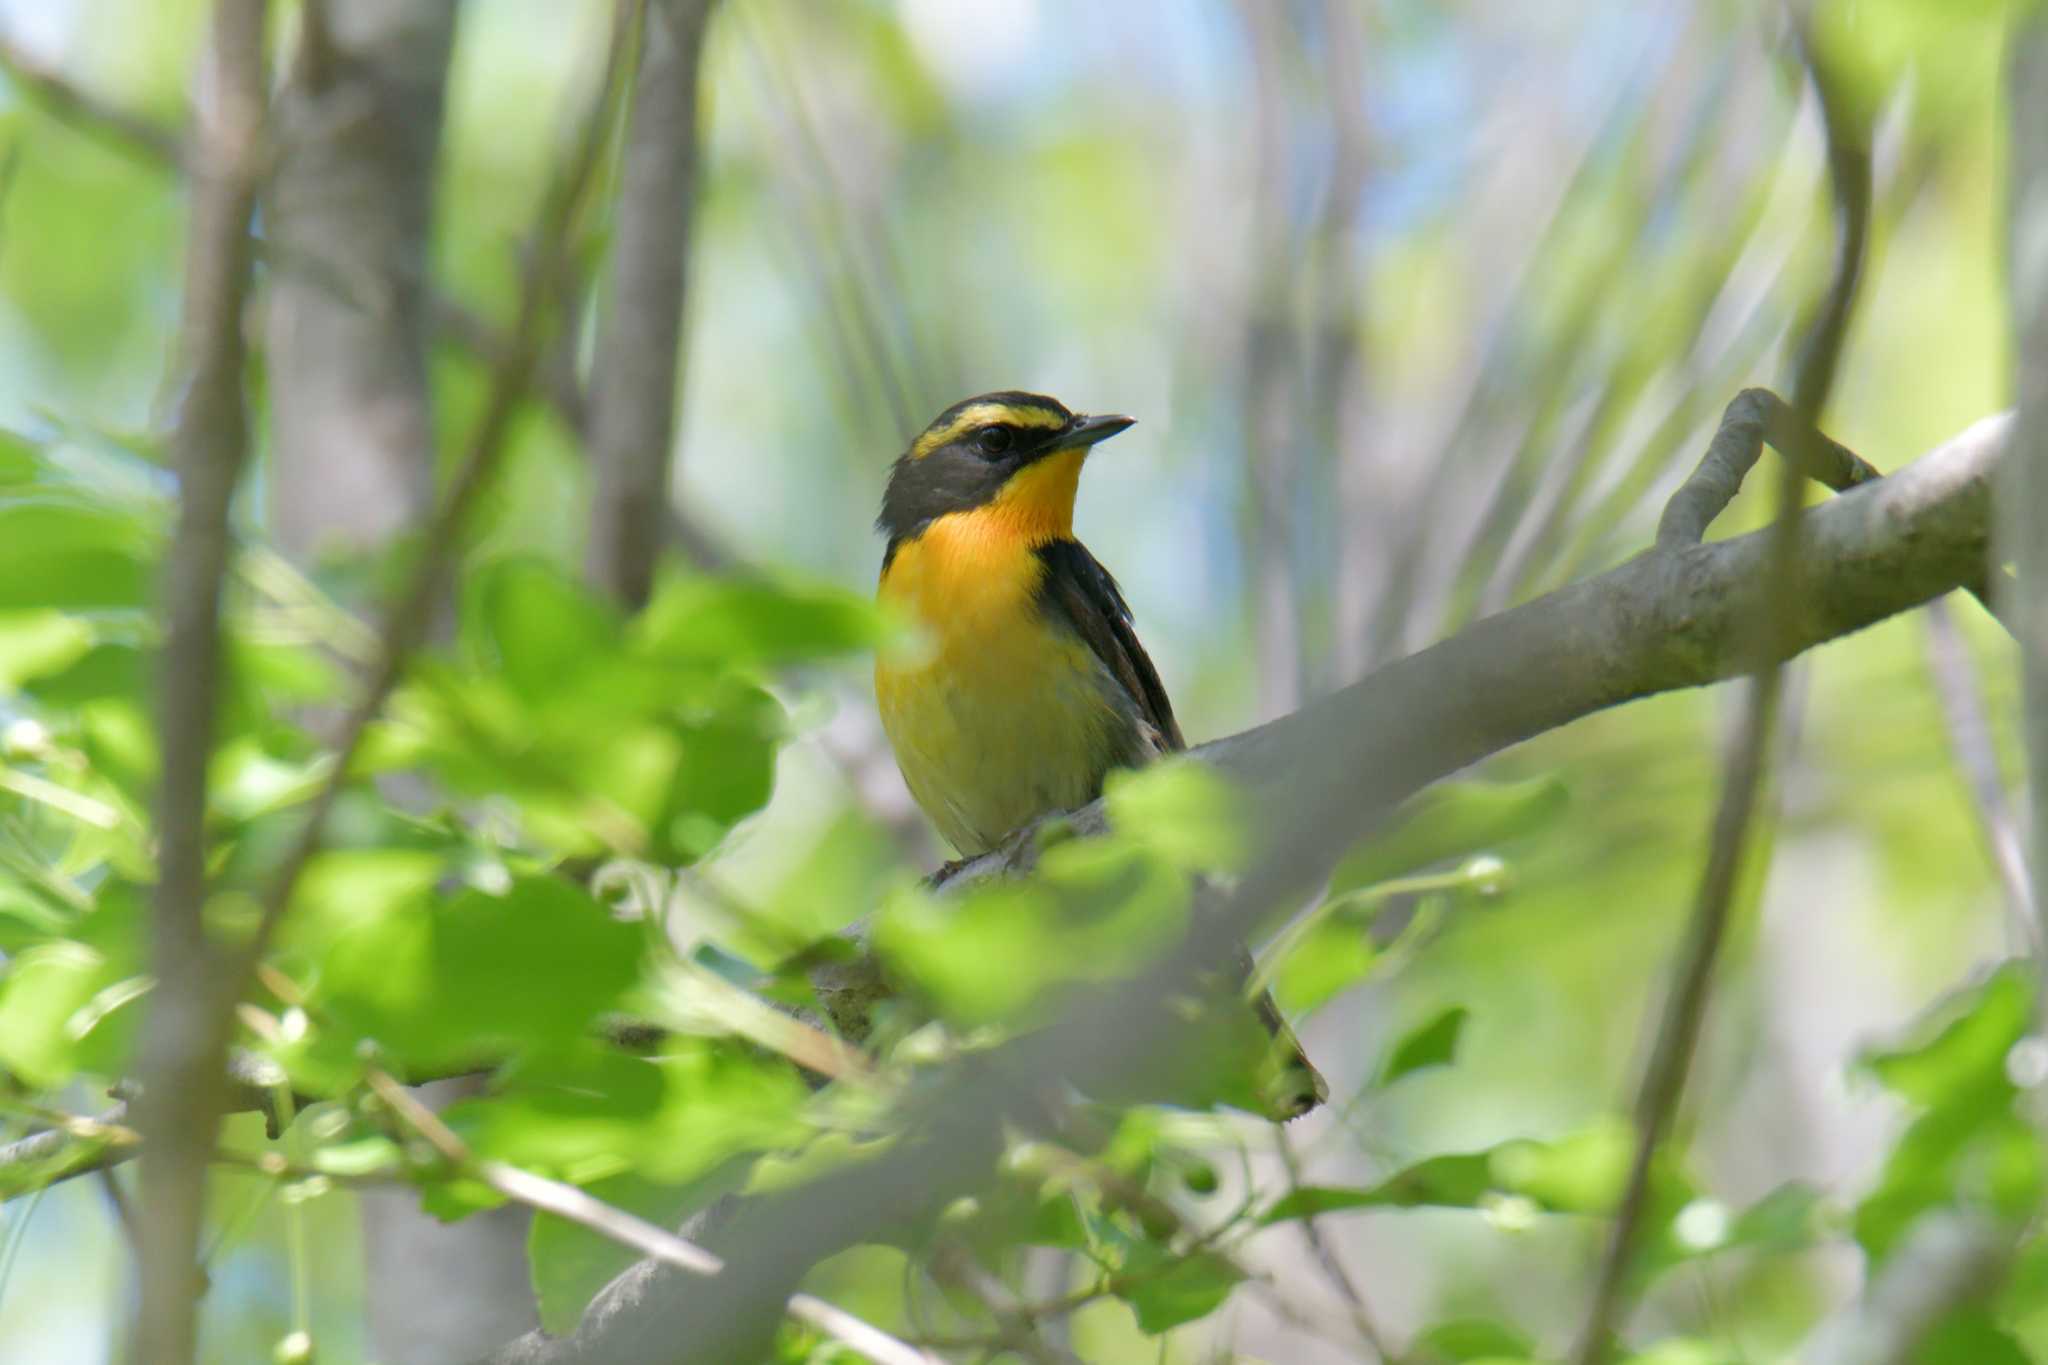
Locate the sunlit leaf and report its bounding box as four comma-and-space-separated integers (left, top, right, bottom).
1272, 914, 1377, 1015
638, 573, 893, 669
1102, 761, 1250, 873
1407, 1318, 1537, 1364
0, 609, 93, 691
1854, 965, 2043, 1262
305, 874, 645, 1077
1379, 1005, 1469, 1085
1262, 1119, 1680, 1225
1117, 1245, 1241, 1334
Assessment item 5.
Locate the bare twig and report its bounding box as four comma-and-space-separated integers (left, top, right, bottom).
587, 0, 718, 609
0, 30, 185, 164
1233, 0, 1309, 715
432, 292, 591, 435
1573, 31, 1872, 1361
929, 1244, 1084, 1365
129, 4, 268, 1362
0, 1104, 135, 1191
1923, 600, 2036, 947
364, 1069, 938, 1365
1273, 1127, 1388, 1360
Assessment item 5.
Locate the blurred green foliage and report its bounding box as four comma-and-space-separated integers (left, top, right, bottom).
0, 0, 2040, 1361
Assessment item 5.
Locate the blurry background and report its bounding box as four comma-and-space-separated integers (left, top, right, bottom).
0, 0, 2025, 1360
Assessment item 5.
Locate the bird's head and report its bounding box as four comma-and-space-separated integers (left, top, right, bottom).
878, 391, 1134, 560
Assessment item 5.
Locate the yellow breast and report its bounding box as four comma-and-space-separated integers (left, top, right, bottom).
875, 511, 1131, 855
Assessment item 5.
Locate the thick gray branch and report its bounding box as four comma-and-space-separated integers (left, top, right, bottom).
946, 411, 2010, 892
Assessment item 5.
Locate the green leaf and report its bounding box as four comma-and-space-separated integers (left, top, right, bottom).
0, 940, 116, 1086
469, 557, 622, 706
876, 834, 1191, 1030
1327, 776, 1567, 895
0, 429, 41, 486
0, 609, 93, 691
0, 500, 153, 610
1102, 761, 1250, 873
451, 1041, 810, 1186
0, 877, 74, 947
1853, 965, 2043, 1262
638, 574, 892, 670
1862, 963, 2033, 1108
1118, 1246, 1242, 1334
1263, 1155, 1493, 1222
1272, 914, 1377, 1015
0, 885, 142, 1086
307, 874, 644, 1076
1262, 1119, 1674, 1224
1407, 1318, 1535, 1363
1916, 1309, 2031, 1365
1380, 1005, 1469, 1085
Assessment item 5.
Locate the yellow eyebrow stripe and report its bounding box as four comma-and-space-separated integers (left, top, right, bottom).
910, 402, 1068, 459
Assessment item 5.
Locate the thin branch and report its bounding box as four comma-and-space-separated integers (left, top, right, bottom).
363, 1070, 937, 1365
929, 1243, 1085, 1365
0, 1104, 135, 1190
1573, 30, 1872, 1360
1922, 599, 2036, 948
432, 291, 591, 435
0, 30, 185, 164
130, 4, 268, 1362
1272, 1126, 1388, 1360
586, 0, 718, 609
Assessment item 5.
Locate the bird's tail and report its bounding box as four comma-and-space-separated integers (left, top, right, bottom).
1251, 982, 1326, 1121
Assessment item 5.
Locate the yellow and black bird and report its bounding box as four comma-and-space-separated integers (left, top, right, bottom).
874, 390, 1325, 1118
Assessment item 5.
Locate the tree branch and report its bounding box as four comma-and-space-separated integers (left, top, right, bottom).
0, 28, 185, 165
586, 0, 718, 609
1574, 30, 1875, 1358
131, 5, 268, 1361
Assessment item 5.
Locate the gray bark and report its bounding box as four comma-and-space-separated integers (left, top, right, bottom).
258, 4, 544, 1358
265, 0, 455, 560
586, 0, 717, 609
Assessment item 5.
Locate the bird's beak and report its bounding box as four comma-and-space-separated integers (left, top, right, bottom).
1046, 413, 1136, 453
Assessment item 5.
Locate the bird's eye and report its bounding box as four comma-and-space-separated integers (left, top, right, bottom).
975, 425, 1013, 455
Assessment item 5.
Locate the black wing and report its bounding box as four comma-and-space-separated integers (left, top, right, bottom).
1037, 540, 1321, 1116
1034, 538, 1185, 753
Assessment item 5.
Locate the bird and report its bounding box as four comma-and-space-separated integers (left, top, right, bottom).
873, 390, 1325, 1119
